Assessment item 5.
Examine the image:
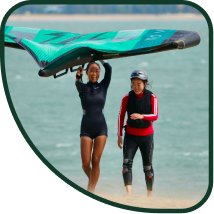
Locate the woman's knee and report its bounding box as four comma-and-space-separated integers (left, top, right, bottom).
82, 161, 90, 170
92, 156, 101, 168
123, 159, 133, 173
143, 165, 154, 178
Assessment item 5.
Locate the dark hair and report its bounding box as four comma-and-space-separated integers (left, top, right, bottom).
86, 61, 100, 72
142, 80, 148, 92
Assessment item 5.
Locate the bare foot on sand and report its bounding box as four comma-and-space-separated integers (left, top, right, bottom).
123, 194, 132, 197
124, 185, 132, 197
147, 190, 152, 198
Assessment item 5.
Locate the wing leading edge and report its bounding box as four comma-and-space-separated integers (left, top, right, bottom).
4, 26, 200, 77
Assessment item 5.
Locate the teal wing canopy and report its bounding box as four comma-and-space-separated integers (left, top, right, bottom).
5, 26, 200, 77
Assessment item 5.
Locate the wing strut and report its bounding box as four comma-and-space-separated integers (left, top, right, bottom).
53, 64, 85, 79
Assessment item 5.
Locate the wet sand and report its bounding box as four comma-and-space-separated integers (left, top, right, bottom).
97, 194, 199, 209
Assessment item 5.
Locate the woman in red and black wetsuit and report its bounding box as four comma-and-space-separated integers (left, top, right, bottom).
117, 69, 158, 197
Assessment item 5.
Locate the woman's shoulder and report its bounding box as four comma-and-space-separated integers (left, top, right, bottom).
150, 93, 158, 103
151, 93, 157, 98
121, 93, 129, 101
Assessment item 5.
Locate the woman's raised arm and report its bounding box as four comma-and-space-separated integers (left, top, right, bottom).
75, 66, 84, 93
100, 60, 112, 89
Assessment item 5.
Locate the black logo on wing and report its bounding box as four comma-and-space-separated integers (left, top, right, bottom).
40, 32, 108, 45
88, 32, 107, 41
40, 33, 67, 44
40, 33, 87, 45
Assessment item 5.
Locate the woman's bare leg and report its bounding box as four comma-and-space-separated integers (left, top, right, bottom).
147, 190, 152, 197
80, 137, 93, 190
125, 185, 132, 196
88, 135, 107, 193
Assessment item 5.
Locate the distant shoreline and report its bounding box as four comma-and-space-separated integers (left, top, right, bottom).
7, 13, 205, 21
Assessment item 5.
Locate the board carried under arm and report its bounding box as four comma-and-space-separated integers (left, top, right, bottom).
4, 26, 200, 78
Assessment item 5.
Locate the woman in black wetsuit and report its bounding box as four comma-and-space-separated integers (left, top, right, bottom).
75, 60, 112, 193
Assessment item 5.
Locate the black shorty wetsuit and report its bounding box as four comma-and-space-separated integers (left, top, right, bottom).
75, 61, 112, 139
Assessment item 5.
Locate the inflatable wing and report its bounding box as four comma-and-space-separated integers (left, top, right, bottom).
5, 26, 200, 78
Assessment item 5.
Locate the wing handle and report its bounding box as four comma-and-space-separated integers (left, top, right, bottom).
53, 68, 69, 79
53, 64, 85, 79
70, 64, 85, 73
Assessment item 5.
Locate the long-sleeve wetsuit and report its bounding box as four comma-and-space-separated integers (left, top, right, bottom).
75, 61, 112, 139
118, 91, 158, 191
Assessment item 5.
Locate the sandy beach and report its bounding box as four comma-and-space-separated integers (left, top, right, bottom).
7, 13, 205, 21
97, 194, 199, 209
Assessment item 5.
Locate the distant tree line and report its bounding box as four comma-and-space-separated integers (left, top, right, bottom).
14, 5, 200, 14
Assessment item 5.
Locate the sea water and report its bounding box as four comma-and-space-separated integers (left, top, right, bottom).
4, 19, 209, 200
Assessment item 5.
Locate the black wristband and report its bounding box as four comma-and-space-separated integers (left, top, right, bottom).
76, 74, 83, 79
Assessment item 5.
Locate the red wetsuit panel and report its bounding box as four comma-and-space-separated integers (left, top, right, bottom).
117, 92, 158, 136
